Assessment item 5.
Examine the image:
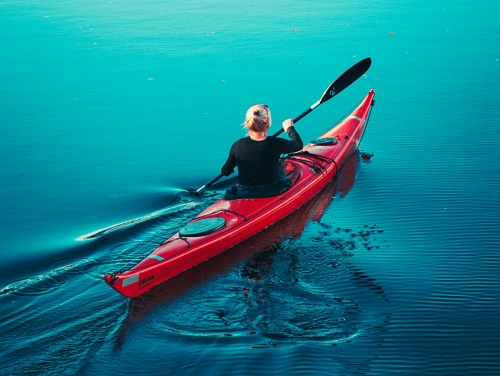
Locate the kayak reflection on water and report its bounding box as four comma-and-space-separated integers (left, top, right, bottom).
125, 150, 363, 316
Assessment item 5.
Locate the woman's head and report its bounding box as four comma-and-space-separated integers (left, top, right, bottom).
244, 104, 271, 133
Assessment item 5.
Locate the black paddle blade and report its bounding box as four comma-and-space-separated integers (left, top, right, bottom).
319, 57, 371, 104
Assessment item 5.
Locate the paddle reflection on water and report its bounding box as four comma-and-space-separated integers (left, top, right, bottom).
115, 151, 390, 353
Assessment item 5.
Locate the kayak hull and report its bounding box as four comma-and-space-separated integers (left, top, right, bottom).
104, 89, 375, 298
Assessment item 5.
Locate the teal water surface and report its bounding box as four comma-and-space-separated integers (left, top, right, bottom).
1, 0, 499, 374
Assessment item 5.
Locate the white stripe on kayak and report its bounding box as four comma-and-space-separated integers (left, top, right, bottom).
147, 255, 164, 261
122, 274, 139, 287
349, 116, 362, 121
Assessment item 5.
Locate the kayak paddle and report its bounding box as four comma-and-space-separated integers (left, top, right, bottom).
196, 57, 372, 195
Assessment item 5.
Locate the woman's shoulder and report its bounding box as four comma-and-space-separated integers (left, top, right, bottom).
231, 136, 251, 149
234, 136, 252, 144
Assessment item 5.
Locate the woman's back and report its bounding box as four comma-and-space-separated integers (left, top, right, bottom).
222, 128, 303, 186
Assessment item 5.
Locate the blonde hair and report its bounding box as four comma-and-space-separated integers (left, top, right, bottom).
244, 104, 271, 133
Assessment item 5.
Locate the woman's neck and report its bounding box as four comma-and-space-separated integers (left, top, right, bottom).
248, 130, 268, 141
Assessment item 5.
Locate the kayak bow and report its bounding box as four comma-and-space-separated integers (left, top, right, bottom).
104, 89, 375, 298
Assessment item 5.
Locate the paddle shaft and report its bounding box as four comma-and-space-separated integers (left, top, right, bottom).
197, 173, 224, 193
272, 102, 319, 138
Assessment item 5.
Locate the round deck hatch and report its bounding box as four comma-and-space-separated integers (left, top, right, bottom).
179, 217, 226, 237
309, 137, 338, 146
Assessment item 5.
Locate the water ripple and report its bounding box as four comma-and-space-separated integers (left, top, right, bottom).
0, 258, 97, 297
116, 221, 391, 351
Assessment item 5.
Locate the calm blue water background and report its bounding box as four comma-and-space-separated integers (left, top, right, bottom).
1, 0, 499, 374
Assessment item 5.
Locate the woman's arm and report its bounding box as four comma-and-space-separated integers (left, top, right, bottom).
221, 143, 237, 176
282, 122, 303, 153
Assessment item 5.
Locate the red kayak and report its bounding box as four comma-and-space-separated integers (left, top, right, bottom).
104, 89, 375, 298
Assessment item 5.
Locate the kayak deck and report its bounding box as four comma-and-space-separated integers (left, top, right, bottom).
104, 89, 375, 298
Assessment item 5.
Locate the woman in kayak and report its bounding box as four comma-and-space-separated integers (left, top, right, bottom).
221, 104, 303, 199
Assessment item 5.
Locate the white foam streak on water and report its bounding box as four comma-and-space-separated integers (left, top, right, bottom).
76, 201, 199, 240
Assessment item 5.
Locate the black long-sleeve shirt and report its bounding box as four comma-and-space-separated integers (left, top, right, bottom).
221, 126, 303, 186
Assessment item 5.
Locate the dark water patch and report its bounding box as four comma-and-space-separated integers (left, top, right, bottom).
2, 300, 128, 376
